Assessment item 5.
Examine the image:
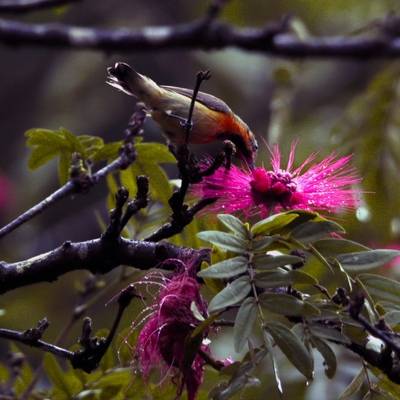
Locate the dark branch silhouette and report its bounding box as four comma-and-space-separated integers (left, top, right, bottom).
0, 236, 209, 294
0, 0, 81, 13
1, 16, 400, 58
0, 285, 139, 373
0, 19, 400, 59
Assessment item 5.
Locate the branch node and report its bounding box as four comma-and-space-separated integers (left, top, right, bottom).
23, 318, 50, 341
117, 284, 140, 308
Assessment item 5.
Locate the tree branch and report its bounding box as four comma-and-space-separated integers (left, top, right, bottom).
1, 16, 400, 58
0, 0, 81, 14
0, 285, 139, 373
0, 106, 145, 240
0, 327, 74, 360
2, 0, 396, 61
0, 237, 210, 294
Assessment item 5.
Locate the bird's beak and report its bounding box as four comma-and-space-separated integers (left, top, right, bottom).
247, 157, 256, 170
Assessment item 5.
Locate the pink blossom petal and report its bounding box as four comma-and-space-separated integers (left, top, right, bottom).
192, 143, 361, 216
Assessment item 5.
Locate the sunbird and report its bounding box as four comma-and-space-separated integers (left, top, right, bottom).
106, 62, 258, 167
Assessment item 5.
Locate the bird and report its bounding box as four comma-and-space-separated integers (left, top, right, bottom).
106, 62, 258, 167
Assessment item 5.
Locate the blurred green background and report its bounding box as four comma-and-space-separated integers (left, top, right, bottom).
1, 0, 400, 398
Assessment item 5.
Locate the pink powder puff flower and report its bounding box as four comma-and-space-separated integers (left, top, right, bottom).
193, 142, 361, 217
136, 265, 210, 400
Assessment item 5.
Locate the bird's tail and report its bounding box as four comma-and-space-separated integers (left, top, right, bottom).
106, 62, 162, 105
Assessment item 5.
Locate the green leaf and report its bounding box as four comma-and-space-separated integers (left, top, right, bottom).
233, 297, 257, 352
93, 141, 122, 162
184, 315, 222, 379
251, 212, 298, 236
358, 274, 400, 306
218, 214, 249, 239
78, 135, 104, 159
264, 334, 283, 395
28, 146, 60, 170
119, 167, 138, 198
25, 128, 67, 148
208, 276, 251, 313
251, 236, 277, 252
308, 324, 350, 345
259, 293, 320, 317
266, 321, 314, 380
253, 254, 303, 270
13, 356, 34, 395
25, 128, 106, 185
93, 368, 131, 388
313, 239, 370, 257
123, 142, 175, 205
198, 231, 248, 253
0, 362, 9, 384
58, 150, 72, 184
193, 314, 220, 341
211, 349, 268, 400
197, 256, 248, 279
254, 269, 317, 288
131, 162, 172, 205
338, 250, 400, 272
310, 336, 337, 379
44, 354, 82, 398
291, 220, 345, 244
338, 368, 364, 400
61, 128, 86, 155
135, 142, 175, 163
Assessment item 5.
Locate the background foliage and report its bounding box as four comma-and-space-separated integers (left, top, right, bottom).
2, 0, 400, 399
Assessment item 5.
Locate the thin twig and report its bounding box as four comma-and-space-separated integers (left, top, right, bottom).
0, 286, 138, 374
144, 70, 219, 242
0, 158, 119, 240
19, 274, 104, 400
0, 328, 75, 360
145, 197, 216, 242
70, 285, 138, 372
184, 70, 211, 144
198, 348, 224, 371
0, 107, 145, 240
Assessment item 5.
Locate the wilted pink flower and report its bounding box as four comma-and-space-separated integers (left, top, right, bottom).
136, 266, 209, 400
193, 142, 361, 216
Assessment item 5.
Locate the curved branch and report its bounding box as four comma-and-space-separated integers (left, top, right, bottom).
0, 237, 210, 294
0, 0, 81, 13
0, 17, 398, 58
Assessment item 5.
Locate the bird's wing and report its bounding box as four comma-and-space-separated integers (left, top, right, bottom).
161, 85, 232, 114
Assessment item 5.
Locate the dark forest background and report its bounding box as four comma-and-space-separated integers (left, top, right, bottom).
1, 1, 400, 399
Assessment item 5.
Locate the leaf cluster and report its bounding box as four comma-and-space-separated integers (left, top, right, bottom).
198, 211, 400, 399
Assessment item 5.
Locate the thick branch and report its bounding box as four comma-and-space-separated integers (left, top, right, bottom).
0, 0, 81, 13
0, 237, 209, 294
2, 18, 397, 58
